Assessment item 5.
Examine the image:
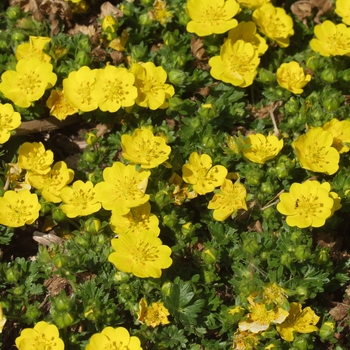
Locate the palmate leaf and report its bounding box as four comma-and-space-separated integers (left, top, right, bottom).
165, 277, 205, 327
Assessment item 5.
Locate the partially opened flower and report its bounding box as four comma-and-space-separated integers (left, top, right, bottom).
46, 89, 78, 121
253, 4, 294, 48
110, 202, 160, 236
236, 0, 270, 9
292, 127, 339, 175
63, 66, 98, 112
276, 61, 311, 94
209, 39, 260, 87
15, 321, 64, 350
276, 302, 319, 341
0, 58, 57, 108
94, 162, 150, 215
91, 65, 137, 112
0, 103, 21, 144
310, 20, 350, 57
137, 298, 170, 327
27, 161, 74, 203
109, 230, 172, 278
322, 118, 350, 154
0, 190, 41, 228
208, 179, 247, 221
336, 0, 350, 25
15, 36, 51, 62
186, 0, 240, 36
182, 152, 228, 195
86, 327, 142, 350
60, 180, 101, 218
18, 142, 54, 175
130, 62, 174, 110
150, 0, 173, 26
242, 134, 283, 164
227, 21, 268, 56
277, 180, 335, 228
121, 128, 171, 168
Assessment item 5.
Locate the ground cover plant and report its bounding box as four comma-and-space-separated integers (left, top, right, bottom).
1, 0, 350, 348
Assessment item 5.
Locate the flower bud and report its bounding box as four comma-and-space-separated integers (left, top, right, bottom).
82, 150, 98, 163
162, 31, 178, 46
86, 132, 98, 146
181, 222, 194, 236
203, 270, 217, 283
6, 267, 20, 283
202, 135, 216, 148
84, 306, 101, 321
53, 255, 69, 269
280, 253, 292, 266
139, 13, 153, 26
162, 212, 178, 228
321, 68, 337, 83
341, 68, 350, 82
77, 36, 91, 51
161, 281, 172, 296
243, 237, 259, 255
130, 44, 147, 61
155, 190, 172, 207
295, 245, 311, 261
6, 6, 21, 20
323, 96, 340, 111
245, 168, 262, 186
84, 218, 101, 234
114, 272, 130, 283
25, 304, 41, 322
202, 248, 217, 264
259, 68, 276, 83
178, 6, 190, 26
75, 50, 92, 66
306, 56, 322, 70
317, 249, 329, 264
292, 337, 309, 350
295, 285, 308, 299
168, 70, 187, 86
284, 97, 299, 114
102, 15, 117, 41
261, 182, 275, 195
54, 312, 74, 328
13, 285, 25, 296
11, 30, 26, 42
52, 207, 66, 222
319, 321, 335, 340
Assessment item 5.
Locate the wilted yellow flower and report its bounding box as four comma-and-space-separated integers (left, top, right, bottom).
109, 230, 172, 278
276, 302, 319, 341
109, 29, 129, 51
149, 0, 173, 26
15, 321, 64, 350
5, 163, 31, 191
292, 127, 339, 175
208, 179, 247, 221
0, 190, 41, 228
336, 0, 350, 25
186, 0, 240, 36
46, 89, 78, 121
233, 329, 259, 350
236, 0, 270, 9
182, 152, 228, 195
310, 20, 350, 57
130, 62, 175, 110
94, 162, 150, 215
242, 133, 283, 164
137, 298, 170, 327
0, 103, 21, 144
277, 180, 336, 228
253, 4, 294, 48
121, 128, 171, 169
276, 61, 311, 94
322, 118, 350, 154
0, 58, 57, 108
27, 161, 74, 203
63, 66, 98, 112
168, 172, 197, 205
91, 66, 137, 112
60, 180, 101, 218
239, 295, 289, 333
209, 39, 260, 87
86, 327, 142, 350
228, 21, 268, 56
18, 142, 54, 175
262, 283, 288, 308
110, 202, 160, 236
15, 36, 51, 62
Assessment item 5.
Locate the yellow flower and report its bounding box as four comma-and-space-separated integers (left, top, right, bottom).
276, 61, 311, 94
227, 21, 268, 56
310, 20, 350, 57
208, 179, 247, 221
46, 89, 78, 121
102, 15, 117, 40
336, 0, 350, 25
27, 161, 74, 203
236, 0, 270, 9
209, 39, 260, 87
121, 128, 171, 169
0, 58, 57, 108
182, 152, 228, 195
60, 180, 101, 218
0, 190, 41, 228
110, 202, 160, 236
130, 62, 175, 110
109, 230, 172, 278
109, 29, 129, 51
94, 162, 150, 215
322, 118, 350, 154
292, 127, 339, 175
137, 298, 170, 327
242, 133, 283, 164
86, 327, 142, 350
276, 302, 320, 341
150, 0, 173, 26
18, 142, 54, 175
0, 103, 21, 144
0, 302, 6, 334
239, 296, 289, 333
186, 0, 240, 36
253, 4, 294, 48
15, 36, 51, 62
62, 66, 98, 112
233, 329, 259, 350
91, 66, 137, 112
262, 283, 288, 309
277, 180, 335, 228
